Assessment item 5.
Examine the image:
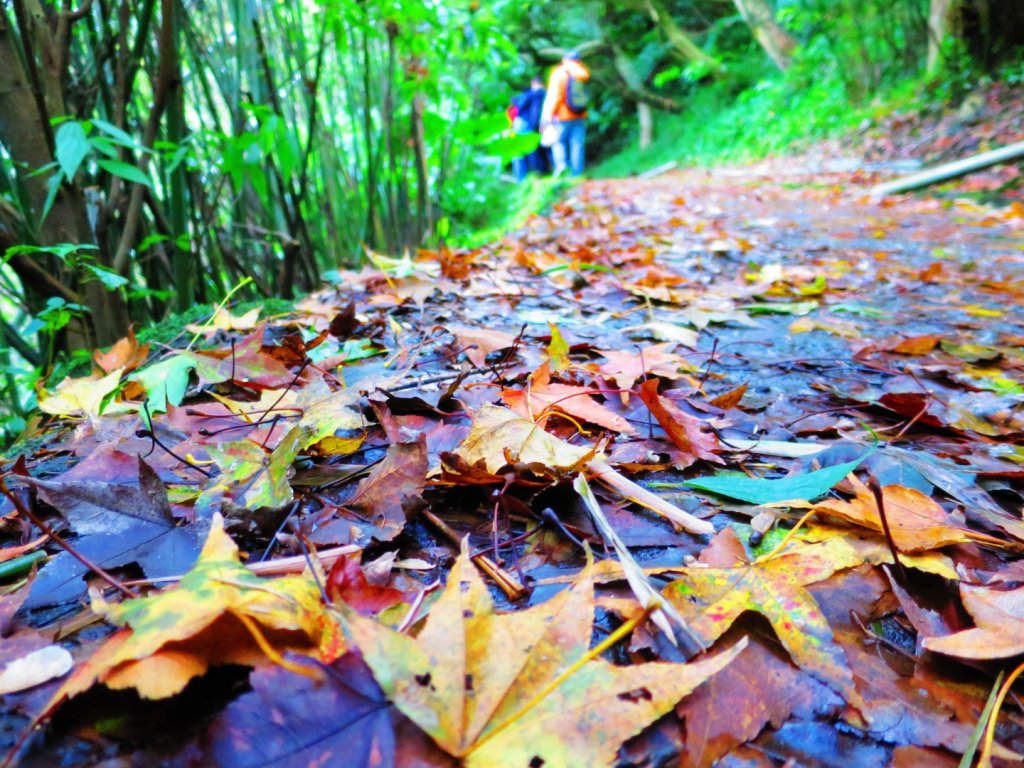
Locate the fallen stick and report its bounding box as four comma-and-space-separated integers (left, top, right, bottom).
586, 459, 715, 535
638, 160, 678, 180
869, 140, 1024, 197
247, 544, 360, 576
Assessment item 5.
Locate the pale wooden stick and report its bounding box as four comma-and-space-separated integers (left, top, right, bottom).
587, 459, 715, 536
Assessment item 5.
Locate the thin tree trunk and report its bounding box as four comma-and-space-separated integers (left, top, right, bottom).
642, 0, 722, 73
638, 102, 653, 149
928, 0, 956, 72
732, 0, 797, 71
0, 0, 128, 347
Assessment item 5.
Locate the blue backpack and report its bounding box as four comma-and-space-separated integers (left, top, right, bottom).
565, 72, 588, 115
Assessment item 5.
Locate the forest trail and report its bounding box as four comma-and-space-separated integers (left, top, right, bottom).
9, 166, 1024, 766
488, 167, 1024, 438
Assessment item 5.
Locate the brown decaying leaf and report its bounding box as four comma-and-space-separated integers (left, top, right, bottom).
93, 326, 149, 374
340, 436, 427, 544
636, 379, 722, 468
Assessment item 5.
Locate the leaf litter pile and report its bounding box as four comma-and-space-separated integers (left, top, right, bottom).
3, 170, 1024, 766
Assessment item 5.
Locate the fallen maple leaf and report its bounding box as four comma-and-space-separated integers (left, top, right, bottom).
195, 653, 454, 767
812, 476, 977, 552
201, 424, 307, 511
922, 584, 1024, 659
43, 514, 340, 706
453, 404, 600, 475
340, 543, 745, 765
448, 324, 518, 368
636, 379, 721, 468
501, 364, 634, 434
337, 436, 427, 544
664, 528, 863, 707
597, 342, 697, 393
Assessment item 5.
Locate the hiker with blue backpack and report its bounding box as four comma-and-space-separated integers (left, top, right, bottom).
510, 76, 549, 181
540, 51, 590, 177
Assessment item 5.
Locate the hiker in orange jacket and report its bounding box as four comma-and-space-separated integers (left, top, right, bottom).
540, 51, 590, 177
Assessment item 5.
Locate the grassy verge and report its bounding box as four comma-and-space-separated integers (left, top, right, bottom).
591, 69, 925, 178
449, 175, 571, 249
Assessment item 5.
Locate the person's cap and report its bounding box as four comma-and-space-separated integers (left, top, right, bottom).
563, 50, 580, 61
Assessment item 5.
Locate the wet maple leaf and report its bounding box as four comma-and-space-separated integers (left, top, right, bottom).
664, 528, 862, 707
453, 404, 600, 474
93, 326, 149, 374
636, 379, 721, 468
37, 369, 131, 423
339, 436, 427, 544
196, 653, 454, 768
812, 476, 976, 552
447, 324, 518, 368
596, 342, 697, 393
340, 544, 745, 766
501, 364, 634, 435
202, 424, 307, 510
922, 584, 1024, 659
44, 514, 341, 706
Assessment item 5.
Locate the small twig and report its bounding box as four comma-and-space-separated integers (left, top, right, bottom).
867, 477, 908, 586
697, 336, 719, 394
420, 508, 527, 601
0, 477, 136, 598
140, 400, 213, 477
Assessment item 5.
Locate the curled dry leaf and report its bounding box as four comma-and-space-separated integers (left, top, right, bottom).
922, 584, 1024, 659
812, 475, 977, 552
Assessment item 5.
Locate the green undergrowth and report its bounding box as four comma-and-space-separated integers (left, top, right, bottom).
591, 68, 926, 178
450, 175, 570, 249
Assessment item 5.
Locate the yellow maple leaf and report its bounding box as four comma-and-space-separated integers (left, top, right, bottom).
341, 543, 744, 766
43, 515, 342, 706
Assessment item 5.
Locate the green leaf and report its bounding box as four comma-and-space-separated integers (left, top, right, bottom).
91, 118, 141, 149
129, 355, 198, 413
829, 303, 885, 318
83, 264, 129, 291
55, 122, 89, 179
96, 158, 152, 187
744, 300, 819, 316
682, 453, 869, 504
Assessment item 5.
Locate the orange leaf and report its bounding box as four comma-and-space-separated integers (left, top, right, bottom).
709, 383, 748, 410
636, 380, 721, 468
892, 335, 941, 355
501, 376, 634, 435
813, 477, 972, 552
